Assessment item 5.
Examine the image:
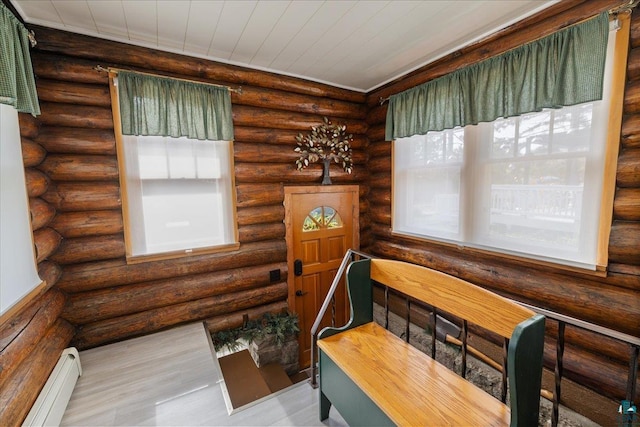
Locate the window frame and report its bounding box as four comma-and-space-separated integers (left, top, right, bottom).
390, 14, 630, 274
109, 73, 239, 264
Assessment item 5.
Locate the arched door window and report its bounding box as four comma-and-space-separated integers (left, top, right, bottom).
303, 206, 343, 232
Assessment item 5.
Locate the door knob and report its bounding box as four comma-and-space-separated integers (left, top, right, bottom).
295, 290, 307, 297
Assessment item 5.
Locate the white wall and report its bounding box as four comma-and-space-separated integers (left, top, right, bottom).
0, 103, 42, 314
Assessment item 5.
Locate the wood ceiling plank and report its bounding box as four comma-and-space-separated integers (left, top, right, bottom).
250, 1, 323, 69
207, 0, 258, 60
51, 0, 95, 32
122, 0, 157, 45
157, 1, 190, 51
230, 0, 290, 65
305, 0, 397, 76
87, 0, 128, 39
183, 1, 224, 55
14, 0, 62, 26
268, 0, 357, 72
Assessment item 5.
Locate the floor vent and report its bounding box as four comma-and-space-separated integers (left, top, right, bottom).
23, 347, 82, 427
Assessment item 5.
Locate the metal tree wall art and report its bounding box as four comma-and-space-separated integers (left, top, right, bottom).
295, 117, 353, 185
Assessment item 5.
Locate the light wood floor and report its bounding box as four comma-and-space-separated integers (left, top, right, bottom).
60, 323, 347, 426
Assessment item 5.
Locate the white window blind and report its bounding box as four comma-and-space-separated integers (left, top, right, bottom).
393, 26, 616, 270
1, 104, 42, 314
121, 135, 236, 258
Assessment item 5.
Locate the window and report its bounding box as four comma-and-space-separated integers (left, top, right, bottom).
303, 206, 343, 231
110, 72, 238, 262
120, 135, 237, 259
1, 104, 43, 314
393, 23, 620, 270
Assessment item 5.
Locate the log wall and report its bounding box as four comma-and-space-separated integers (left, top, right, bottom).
26, 26, 369, 354
365, 1, 639, 423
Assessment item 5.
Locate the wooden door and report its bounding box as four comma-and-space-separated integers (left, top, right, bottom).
284, 185, 359, 369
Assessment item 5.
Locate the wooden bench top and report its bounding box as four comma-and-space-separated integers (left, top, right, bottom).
318, 321, 510, 427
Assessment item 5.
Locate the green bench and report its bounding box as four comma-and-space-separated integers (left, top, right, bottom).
318, 258, 545, 426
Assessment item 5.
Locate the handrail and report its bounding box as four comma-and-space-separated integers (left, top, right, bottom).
308, 249, 374, 388
517, 301, 640, 347
517, 301, 639, 427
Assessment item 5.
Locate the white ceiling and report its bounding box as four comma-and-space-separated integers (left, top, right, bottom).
11, 0, 558, 93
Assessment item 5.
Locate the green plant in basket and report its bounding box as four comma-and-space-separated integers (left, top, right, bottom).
211, 311, 300, 351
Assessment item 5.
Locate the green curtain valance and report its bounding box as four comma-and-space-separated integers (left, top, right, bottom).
117, 71, 234, 141
386, 12, 610, 141
0, 3, 40, 116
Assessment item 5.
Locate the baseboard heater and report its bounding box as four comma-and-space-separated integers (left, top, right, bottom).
23, 347, 82, 427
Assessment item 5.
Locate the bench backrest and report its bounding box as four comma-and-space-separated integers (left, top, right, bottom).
370, 258, 535, 339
